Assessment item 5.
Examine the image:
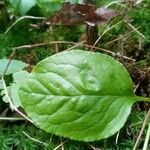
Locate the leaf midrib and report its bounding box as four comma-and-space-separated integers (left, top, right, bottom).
29, 91, 136, 98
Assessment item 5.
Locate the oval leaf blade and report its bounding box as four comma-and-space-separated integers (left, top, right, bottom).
19, 50, 141, 141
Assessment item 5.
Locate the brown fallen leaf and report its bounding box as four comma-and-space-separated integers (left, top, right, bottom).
43, 2, 117, 26
86, 7, 117, 26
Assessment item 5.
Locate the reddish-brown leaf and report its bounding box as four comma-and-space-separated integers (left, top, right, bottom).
44, 2, 117, 26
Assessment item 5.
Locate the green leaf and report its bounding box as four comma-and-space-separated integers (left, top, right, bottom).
19, 50, 150, 141
13, 70, 30, 85
1, 71, 29, 109
37, 0, 62, 16
0, 59, 28, 76
10, 71, 30, 108
9, 0, 36, 15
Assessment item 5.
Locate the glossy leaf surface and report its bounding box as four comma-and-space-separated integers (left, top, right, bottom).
19, 50, 146, 141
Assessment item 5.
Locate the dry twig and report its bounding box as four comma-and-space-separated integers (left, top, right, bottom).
1, 76, 33, 123
22, 131, 48, 146
53, 140, 68, 150
5, 16, 46, 33
125, 21, 145, 39
11, 41, 135, 61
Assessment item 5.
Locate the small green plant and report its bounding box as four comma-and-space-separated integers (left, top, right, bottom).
19, 49, 150, 141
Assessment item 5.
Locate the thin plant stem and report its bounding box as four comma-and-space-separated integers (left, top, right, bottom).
60, 138, 64, 150
3, 49, 16, 76
105, 0, 123, 8
88, 144, 100, 150
11, 41, 135, 61
1, 76, 33, 123
135, 0, 144, 5
64, 41, 86, 51
90, 20, 123, 51
125, 21, 145, 39
133, 109, 150, 150
0, 117, 25, 121
5, 16, 46, 33
143, 122, 150, 150
22, 131, 48, 146
116, 131, 120, 144
53, 140, 68, 150
134, 83, 140, 93
105, 27, 140, 45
